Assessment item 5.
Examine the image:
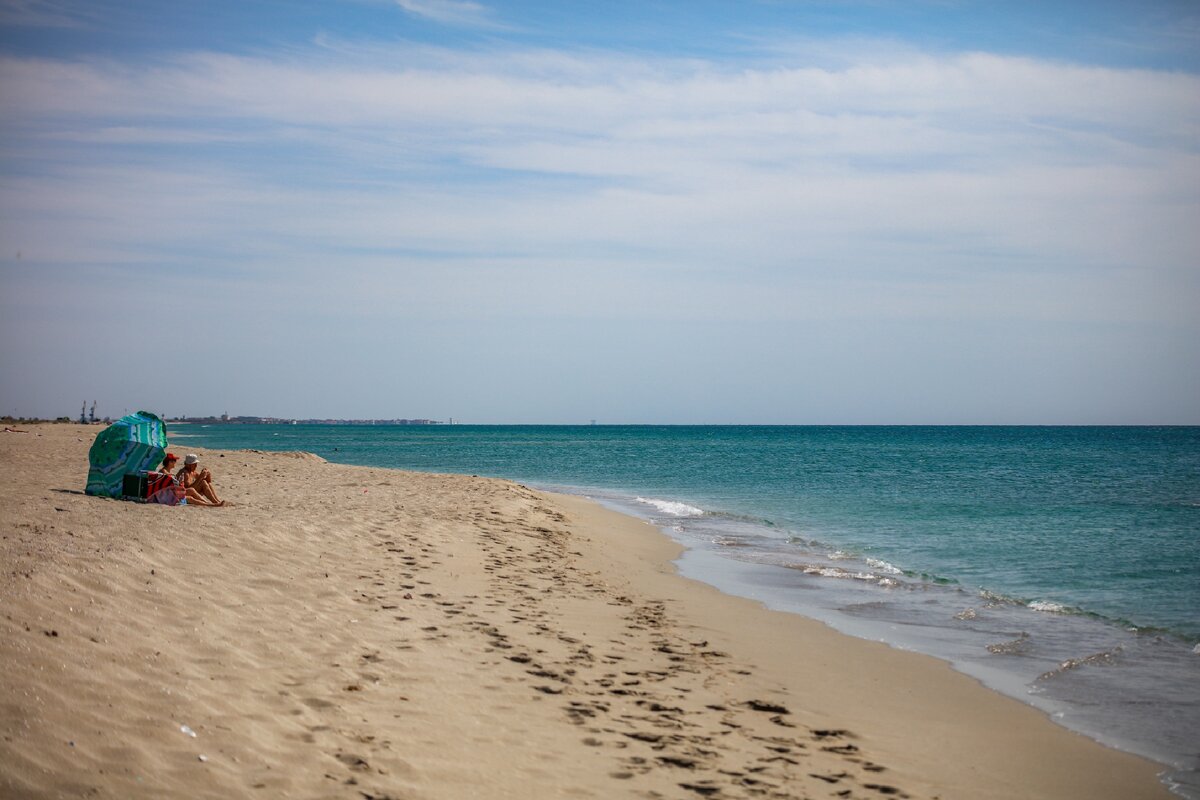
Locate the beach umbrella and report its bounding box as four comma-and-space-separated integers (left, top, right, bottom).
85, 411, 168, 497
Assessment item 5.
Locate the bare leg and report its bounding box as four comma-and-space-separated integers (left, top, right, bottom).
198, 469, 220, 502
195, 476, 223, 506
185, 487, 215, 506
192, 474, 223, 506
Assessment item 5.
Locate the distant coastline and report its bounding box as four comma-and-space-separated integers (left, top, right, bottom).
171, 416, 443, 426
1, 415, 443, 426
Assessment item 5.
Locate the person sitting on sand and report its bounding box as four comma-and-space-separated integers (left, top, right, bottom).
150, 452, 218, 506
176, 454, 225, 506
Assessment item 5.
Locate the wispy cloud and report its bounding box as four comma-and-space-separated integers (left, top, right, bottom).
0, 0, 87, 27
394, 0, 496, 28
4, 44, 1196, 300
2, 38, 1198, 420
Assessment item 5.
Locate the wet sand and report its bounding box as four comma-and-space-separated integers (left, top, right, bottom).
0, 424, 1171, 799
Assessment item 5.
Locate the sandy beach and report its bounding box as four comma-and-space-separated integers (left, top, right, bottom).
0, 424, 1171, 799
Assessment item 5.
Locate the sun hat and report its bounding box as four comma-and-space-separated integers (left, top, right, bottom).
184, 454, 199, 465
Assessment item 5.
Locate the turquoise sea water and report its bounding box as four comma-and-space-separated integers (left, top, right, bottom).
176, 424, 1199, 794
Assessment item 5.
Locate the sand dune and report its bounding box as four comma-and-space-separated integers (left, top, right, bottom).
0, 425, 1169, 798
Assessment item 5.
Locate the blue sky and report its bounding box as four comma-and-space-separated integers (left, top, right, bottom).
1, 0, 1198, 423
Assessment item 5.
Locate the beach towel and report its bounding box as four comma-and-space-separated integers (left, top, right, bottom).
147, 471, 185, 505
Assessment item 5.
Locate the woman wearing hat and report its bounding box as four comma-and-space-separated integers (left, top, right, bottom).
150, 453, 218, 506
176, 454, 225, 506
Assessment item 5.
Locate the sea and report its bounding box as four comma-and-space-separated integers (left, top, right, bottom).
174, 424, 1200, 796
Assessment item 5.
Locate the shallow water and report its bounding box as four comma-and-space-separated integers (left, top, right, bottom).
178, 424, 1200, 795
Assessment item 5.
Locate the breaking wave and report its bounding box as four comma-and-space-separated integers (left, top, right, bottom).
635, 497, 705, 517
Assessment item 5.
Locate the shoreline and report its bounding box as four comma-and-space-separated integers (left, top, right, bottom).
571, 487, 1196, 785
1, 425, 1173, 798
552, 494, 1177, 799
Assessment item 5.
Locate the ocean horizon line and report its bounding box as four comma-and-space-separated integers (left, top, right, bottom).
168, 420, 1200, 428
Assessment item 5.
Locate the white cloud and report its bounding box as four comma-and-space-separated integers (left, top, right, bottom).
3, 47, 1197, 276
2, 41, 1199, 419
394, 0, 495, 27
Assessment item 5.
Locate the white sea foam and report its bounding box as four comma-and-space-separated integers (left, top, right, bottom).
1029, 600, 1068, 613
1037, 646, 1124, 680
865, 558, 903, 575
635, 497, 705, 517
978, 590, 1019, 607
987, 634, 1031, 655
796, 565, 880, 581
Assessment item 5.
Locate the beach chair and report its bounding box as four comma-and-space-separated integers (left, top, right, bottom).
121, 471, 177, 503
120, 472, 149, 501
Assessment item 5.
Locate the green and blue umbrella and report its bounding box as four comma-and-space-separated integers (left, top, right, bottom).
85, 411, 168, 497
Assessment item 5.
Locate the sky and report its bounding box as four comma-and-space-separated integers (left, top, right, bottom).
1, 0, 1198, 424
